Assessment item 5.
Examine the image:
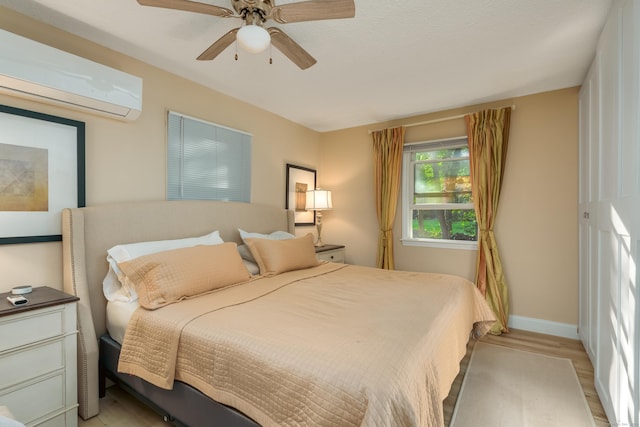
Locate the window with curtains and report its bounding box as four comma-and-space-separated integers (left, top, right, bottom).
401, 137, 477, 249
167, 111, 251, 202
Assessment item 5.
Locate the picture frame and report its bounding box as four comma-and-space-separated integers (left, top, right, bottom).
0, 105, 86, 245
285, 163, 316, 226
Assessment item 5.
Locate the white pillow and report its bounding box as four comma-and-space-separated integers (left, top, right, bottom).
242, 259, 260, 275
239, 229, 295, 242
0, 406, 23, 427
102, 230, 224, 302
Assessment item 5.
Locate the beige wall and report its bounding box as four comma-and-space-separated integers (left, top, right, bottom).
320, 88, 579, 325
0, 7, 321, 293
0, 7, 579, 327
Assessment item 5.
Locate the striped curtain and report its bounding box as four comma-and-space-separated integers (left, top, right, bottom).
372, 126, 405, 269
465, 107, 512, 335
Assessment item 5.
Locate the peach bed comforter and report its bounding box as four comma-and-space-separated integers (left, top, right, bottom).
118, 263, 495, 427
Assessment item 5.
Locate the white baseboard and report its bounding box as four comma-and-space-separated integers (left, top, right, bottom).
508, 315, 579, 340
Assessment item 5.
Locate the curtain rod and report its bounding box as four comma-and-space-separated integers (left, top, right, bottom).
368, 104, 516, 134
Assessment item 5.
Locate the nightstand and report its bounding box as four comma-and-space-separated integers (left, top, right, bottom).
0, 286, 79, 427
315, 244, 345, 263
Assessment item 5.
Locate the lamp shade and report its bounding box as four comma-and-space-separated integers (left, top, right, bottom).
306, 189, 332, 210
236, 25, 271, 53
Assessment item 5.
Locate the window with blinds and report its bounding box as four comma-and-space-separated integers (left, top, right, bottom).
401, 136, 477, 249
167, 111, 251, 202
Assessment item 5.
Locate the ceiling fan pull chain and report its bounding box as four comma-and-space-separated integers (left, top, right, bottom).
235, 40, 239, 61
269, 43, 273, 64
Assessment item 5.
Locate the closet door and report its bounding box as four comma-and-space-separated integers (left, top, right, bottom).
593, 5, 621, 421
578, 68, 598, 362
617, 1, 639, 424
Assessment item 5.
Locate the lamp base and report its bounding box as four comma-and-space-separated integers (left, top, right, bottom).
315, 211, 324, 247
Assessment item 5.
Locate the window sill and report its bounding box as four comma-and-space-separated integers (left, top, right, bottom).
401, 238, 478, 250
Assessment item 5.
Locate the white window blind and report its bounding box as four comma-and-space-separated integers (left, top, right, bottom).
403, 137, 469, 153
167, 111, 251, 202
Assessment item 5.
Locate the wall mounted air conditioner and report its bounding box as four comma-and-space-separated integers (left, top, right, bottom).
0, 29, 142, 121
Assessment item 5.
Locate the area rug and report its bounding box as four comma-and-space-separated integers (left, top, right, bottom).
449, 342, 595, 427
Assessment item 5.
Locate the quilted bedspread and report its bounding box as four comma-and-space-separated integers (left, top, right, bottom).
118, 263, 495, 426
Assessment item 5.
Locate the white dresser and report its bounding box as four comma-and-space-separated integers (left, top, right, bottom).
0, 287, 79, 427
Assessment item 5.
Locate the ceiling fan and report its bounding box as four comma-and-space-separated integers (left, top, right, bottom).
137, 0, 356, 70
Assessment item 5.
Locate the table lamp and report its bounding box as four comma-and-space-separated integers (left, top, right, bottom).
305, 189, 332, 247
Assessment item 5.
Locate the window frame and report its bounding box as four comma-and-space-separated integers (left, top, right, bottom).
401, 136, 478, 250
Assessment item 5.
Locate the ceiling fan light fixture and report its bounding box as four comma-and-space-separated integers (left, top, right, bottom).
236, 24, 271, 53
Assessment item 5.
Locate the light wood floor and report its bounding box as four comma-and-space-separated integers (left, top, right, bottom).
79, 329, 609, 426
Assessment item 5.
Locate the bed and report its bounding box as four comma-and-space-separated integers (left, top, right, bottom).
61, 200, 494, 426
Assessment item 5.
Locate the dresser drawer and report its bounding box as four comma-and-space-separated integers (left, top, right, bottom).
0, 339, 64, 389
36, 412, 68, 427
1, 372, 65, 425
0, 309, 65, 352
317, 249, 345, 263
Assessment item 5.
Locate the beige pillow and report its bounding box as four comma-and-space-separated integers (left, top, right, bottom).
244, 234, 319, 276
117, 243, 251, 309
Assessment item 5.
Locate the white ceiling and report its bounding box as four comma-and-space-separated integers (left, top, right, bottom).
0, 0, 612, 132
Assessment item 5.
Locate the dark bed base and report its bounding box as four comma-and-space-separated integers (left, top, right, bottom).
99, 334, 260, 427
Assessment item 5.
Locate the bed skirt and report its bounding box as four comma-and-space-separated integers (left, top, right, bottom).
99, 334, 260, 427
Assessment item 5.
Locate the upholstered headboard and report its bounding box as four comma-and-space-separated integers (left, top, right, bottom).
61, 200, 294, 419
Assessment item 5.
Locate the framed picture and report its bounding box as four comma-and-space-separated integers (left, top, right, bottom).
0, 105, 85, 245
285, 163, 316, 226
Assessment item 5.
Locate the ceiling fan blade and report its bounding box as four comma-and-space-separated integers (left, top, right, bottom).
197, 28, 239, 60
267, 27, 317, 70
137, 0, 235, 18
269, 0, 355, 24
